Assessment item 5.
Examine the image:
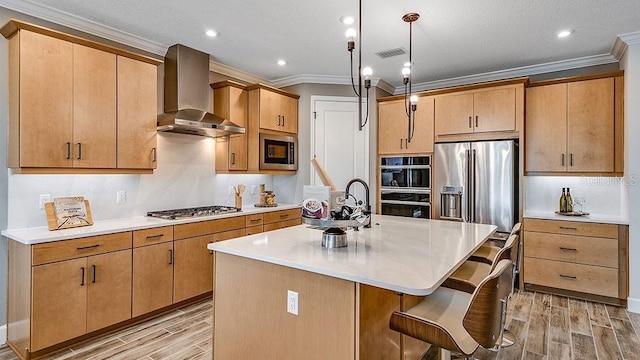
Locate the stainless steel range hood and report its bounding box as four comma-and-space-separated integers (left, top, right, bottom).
157, 44, 245, 137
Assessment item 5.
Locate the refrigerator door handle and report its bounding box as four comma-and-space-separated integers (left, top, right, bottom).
471, 149, 477, 223
465, 149, 471, 222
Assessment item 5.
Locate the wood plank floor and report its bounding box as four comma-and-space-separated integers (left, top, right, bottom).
0, 291, 638, 360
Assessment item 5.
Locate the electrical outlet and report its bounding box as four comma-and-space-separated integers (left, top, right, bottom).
116, 191, 126, 204
287, 290, 298, 315
251, 185, 257, 195
39, 194, 51, 209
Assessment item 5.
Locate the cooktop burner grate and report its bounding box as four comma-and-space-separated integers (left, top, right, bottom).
147, 205, 240, 220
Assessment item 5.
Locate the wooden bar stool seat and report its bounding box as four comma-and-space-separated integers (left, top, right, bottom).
470, 223, 521, 265
390, 259, 513, 359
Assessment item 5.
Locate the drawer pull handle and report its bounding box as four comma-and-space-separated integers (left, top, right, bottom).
77, 244, 100, 251
80, 267, 85, 286
280, 214, 289, 219
250, 218, 262, 223
559, 247, 577, 252
145, 234, 164, 240
559, 226, 577, 231
168, 250, 173, 265
92, 264, 97, 283
559, 274, 577, 280
209, 241, 214, 255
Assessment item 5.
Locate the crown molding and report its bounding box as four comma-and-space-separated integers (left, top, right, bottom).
209, 60, 269, 85
401, 53, 618, 94
0, 0, 166, 56
270, 74, 395, 93
612, 31, 640, 60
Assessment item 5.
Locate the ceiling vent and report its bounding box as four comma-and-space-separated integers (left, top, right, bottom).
375, 47, 407, 59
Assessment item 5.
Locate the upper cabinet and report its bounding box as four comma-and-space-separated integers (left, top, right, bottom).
525, 72, 624, 175
378, 96, 434, 155
247, 84, 299, 134
212, 81, 248, 172
435, 84, 523, 140
1, 20, 161, 173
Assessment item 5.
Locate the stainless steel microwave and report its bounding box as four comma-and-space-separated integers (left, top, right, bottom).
259, 133, 298, 170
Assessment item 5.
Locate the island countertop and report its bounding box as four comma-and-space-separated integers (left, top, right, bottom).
208, 215, 497, 296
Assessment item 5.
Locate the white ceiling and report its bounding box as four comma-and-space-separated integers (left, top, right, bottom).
3, 0, 640, 90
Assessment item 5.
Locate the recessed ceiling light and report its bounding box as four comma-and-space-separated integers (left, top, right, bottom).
277, 59, 287, 66
205, 29, 217, 37
557, 29, 573, 38
340, 15, 355, 25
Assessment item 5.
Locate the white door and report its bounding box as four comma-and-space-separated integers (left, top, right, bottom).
311, 96, 369, 207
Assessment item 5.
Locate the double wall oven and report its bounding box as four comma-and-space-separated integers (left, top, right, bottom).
379, 155, 431, 219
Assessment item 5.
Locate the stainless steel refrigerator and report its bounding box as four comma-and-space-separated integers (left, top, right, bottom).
433, 140, 518, 236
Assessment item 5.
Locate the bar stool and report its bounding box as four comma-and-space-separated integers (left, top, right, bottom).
470, 223, 521, 267
389, 259, 513, 359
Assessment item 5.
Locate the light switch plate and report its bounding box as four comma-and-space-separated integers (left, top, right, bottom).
39, 194, 51, 209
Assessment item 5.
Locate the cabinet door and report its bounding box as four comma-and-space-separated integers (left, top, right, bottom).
117, 56, 158, 169
408, 96, 435, 153
473, 87, 516, 133
132, 242, 173, 317
31, 258, 87, 351
86, 249, 132, 332
228, 87, 248, 170
434, 93, 474, 136
378, 100, 408, 155
73, 44, 117, 168
280, 95, 298, 133
259, 89, 282, 131
19, 31, 73, 168
567, 78, 615, 172
525, 84, 568, 172
174, 235, 214, 303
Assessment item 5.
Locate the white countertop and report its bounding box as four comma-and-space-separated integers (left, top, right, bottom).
524, 210, 628, 225
208, 215, 497, 296
1, 204, 300, 244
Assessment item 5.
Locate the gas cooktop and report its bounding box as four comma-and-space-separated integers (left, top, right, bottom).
147, 205, 240, 220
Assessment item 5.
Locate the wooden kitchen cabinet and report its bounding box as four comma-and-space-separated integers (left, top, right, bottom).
263, 208, 302, 231
28, 233, 132, 352
378, 96, 434, 155
435, 85, 517, 136
525, 72, 624, 174
1, 20, 161, 172
247, 84, 299, 134
132, 233, 174, 317
523, 218, 628, 305
174, 235, 215, 303
212, 81, 248, 172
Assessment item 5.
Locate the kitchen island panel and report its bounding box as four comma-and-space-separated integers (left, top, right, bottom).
214, 253, 355, 360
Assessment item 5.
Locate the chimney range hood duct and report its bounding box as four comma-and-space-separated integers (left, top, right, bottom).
157, 44, 245, 137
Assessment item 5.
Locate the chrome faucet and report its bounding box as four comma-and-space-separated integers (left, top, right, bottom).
345, 178, 371, 228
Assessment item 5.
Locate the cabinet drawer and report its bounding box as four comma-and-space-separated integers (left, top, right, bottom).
524, 231, 618, 268
32, 232, 132, 265
263, 218, 302, 232
246, 225, 264, 235
214, 228, 246, 242
246, 214, 264, 227
524, 257, 618, 298
524, 218, 618, 238
133, 226, 174, 247
174, 215, 246, 239
264, 209, 300, 224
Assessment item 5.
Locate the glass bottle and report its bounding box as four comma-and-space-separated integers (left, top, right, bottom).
566, 188, 574, 213
559, 188, 566, 213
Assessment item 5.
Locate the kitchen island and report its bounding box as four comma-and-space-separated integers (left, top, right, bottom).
208, 215, 496, 360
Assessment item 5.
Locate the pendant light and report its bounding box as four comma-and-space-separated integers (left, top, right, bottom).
345, 0, 372, 131
403, 13, 419, 143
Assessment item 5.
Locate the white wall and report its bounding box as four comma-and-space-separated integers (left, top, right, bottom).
621, 43, 640, 312
524, 176, 628, 218
6, 133, 273, 229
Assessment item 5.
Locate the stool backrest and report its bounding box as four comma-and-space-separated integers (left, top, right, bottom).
489, 234, 519, 272
462, 259, 513, 348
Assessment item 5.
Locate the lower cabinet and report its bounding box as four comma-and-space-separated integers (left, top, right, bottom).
7, 208, 302, 359
359, 284, 428, 360
523, 218, 628, 305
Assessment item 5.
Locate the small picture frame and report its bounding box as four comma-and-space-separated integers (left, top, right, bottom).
45, 196, 94, 231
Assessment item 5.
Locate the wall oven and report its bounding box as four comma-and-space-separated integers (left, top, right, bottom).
259, 133, 297, 170
380, 155, 431, 219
